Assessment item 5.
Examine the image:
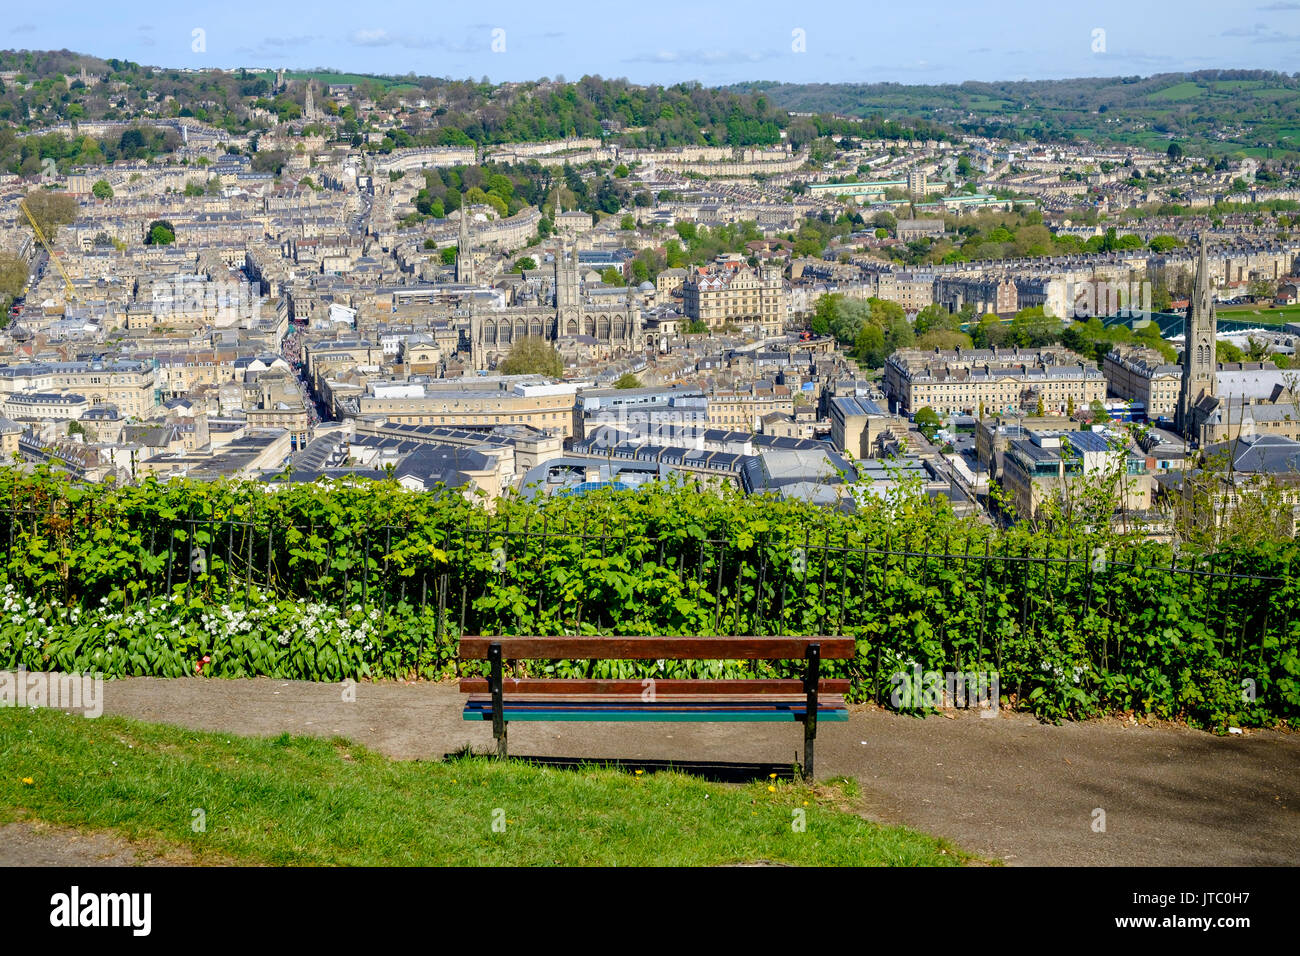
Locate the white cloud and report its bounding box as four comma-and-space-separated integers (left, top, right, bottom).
352, 28, 392, 46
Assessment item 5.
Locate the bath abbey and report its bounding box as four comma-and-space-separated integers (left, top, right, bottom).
466, 212, 643, 371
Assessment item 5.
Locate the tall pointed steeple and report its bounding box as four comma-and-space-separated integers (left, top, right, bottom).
1176, 239, 1217, 443
456, 197, 475, 285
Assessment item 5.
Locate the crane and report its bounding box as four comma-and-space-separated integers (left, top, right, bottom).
18, 197, 76, 304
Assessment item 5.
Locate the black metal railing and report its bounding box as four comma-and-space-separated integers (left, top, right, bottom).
0, 502, 1291, 708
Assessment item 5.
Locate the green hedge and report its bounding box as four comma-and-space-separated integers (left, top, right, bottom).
0, 467, 1295, 730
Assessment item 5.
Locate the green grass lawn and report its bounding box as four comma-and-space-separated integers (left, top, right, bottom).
0, 709, 967, 866
1217, 304, 1300, 325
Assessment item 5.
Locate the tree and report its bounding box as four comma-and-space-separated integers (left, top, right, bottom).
620, 214, 635, 230
1151, 284, 1173, 313
91, 179, 113, 200
423, 238, 437, 250
498, 336, 563, 377
871, 210, 897, 232
614, 372, 641, 389
513, 257, 537, 273
250, 149, 288, 174
440, 247, 457, 265
1216, 340, 1245, 363
1167, 142, 1184, 162
914, 406, 942, 441
914, 304, 961, 337
146, 220, 175, 246
0, 253, 29, 305
21, 190, 77, 244
664, 239, 688, 269
916, 330, 973, 350
1089, 399, 1110, 423
853, 322, 887, 367
1247, 278, 1276, 301
1009, 306, 1061, 347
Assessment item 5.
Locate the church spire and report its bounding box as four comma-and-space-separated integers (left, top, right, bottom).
1176, 238, 1217, 444
456, 196, 475, 285
1193, 238, 1213, 321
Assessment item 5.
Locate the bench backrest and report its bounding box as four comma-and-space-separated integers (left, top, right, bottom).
458, 636, 855, 661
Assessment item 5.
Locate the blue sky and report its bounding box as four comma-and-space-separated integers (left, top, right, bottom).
13, 1, 1300, 86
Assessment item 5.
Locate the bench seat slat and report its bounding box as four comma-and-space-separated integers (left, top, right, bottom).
464, 710, 849, 723
458, 678, 851, 695
458, 636, 855, 661
462, 696, 849, 723
465, 694, 848, 706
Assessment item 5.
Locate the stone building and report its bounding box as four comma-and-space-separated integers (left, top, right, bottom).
681, 266, 786, 334
884, 347, 1105, 418
933, 275, 1018, 317
468, 239, 642, 370
1104, 346, 1182, 421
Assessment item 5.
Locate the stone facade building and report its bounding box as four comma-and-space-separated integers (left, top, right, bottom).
468, 239, 642, 370
681, 266, 787, 334
1104, 346, 1182, 421
884, 347, 1105, 417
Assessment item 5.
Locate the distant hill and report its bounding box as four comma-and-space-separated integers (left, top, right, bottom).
0, 49, 950, 174
729, 71, 1300, 159
2, 52, 1295, 167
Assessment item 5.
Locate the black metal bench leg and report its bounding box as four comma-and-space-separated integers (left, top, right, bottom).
489, 642, 507, 758
803, 643, 820, 781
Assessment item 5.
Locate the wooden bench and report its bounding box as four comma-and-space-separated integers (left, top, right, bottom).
459, 636, 853, 778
